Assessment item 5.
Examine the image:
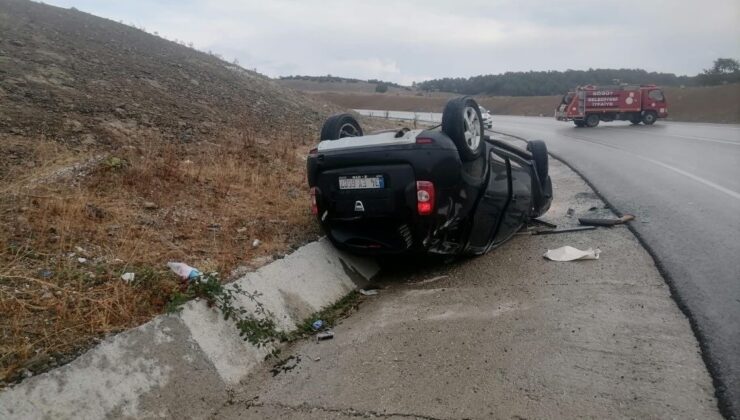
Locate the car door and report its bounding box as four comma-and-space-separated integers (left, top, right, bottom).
491, 157, 533, 246
464, 149, 510, 254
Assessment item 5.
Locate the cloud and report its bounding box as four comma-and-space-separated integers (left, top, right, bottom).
44, 0, 740, 83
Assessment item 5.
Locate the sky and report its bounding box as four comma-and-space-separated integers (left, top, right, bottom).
43, 0, 740, 85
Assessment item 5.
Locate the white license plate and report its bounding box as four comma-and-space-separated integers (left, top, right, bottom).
338, 175, 384, 190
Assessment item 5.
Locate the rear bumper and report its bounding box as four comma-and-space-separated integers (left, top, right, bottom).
323, 218, 428, 255
308, 131, 465, 255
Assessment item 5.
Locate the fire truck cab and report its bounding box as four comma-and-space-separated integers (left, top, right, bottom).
555, 84, 668, 127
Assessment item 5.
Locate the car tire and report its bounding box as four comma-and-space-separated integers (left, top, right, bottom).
320, 113, 363, 140
442, 97, 484, 161
574, 120, 586, 127
527, 140, 549, 187
585, 114, 600, 128
642, 111, 657, 125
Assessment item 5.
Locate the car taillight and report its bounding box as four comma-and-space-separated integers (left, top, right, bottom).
310, 187, 318, 215
416, 137, 434, 144
416, 181, 435, 216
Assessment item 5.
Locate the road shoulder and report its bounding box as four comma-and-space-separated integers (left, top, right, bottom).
217, 157, 720, 419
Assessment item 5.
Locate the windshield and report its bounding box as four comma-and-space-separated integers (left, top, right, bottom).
649, 89, 665, 101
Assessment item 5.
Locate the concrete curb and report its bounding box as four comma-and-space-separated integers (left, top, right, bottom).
0, 238, 378, 420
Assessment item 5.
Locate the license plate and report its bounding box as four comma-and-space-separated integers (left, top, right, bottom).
338, 175, 384, 190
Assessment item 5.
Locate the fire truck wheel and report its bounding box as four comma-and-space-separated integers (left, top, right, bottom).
630, 115, 642, 125
574, 121, 586, 128
642, 112, 657, 125
585, 114, 600, 128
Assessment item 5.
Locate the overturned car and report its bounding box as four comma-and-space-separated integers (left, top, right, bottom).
307, 97, 553, 256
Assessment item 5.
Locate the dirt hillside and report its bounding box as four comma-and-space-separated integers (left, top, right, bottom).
0, 0, 396, 386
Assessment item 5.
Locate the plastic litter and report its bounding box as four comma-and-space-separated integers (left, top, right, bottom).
311, 320, 324, 330
252, 239, 261, 248
167, 262, 202, 281
543, 246, 600, 262
316, 331, 334, 341
121, 272, 136, 283
359, 289, 378, 296
77, 257, 87, 264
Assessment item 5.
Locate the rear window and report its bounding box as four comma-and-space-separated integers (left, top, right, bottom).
648, 90, 665, 101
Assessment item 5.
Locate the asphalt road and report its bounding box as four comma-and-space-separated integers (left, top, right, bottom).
489, 115, 740, 418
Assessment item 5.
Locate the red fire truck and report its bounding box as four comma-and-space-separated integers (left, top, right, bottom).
555, 84, 668, 127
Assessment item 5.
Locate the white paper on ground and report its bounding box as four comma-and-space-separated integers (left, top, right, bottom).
543, 246, 601, 262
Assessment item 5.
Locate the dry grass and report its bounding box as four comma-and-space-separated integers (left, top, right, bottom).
0, 126, 322, 385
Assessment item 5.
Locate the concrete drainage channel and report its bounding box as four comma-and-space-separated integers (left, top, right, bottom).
0, 240, 379, 419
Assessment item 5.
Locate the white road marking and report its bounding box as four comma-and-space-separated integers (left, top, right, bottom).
561, 134, 740, 201
492, 126, 740, 201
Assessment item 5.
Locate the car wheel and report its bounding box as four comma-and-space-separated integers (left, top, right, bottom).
642, 111, 657, 125
320, 113, 363, 140
585, 114, 600, 128
442, 97, 484, 161
527, 140, 549, 187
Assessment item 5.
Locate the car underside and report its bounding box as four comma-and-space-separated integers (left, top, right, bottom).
307, 97, 553, 256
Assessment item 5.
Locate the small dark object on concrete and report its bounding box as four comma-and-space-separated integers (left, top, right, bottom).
579, 214, 635, 227
316, 331, 334, 341
533, 226, 596, 235
566, 208, 575, 217
531, 218, 557, 229
270, 355, 301, 377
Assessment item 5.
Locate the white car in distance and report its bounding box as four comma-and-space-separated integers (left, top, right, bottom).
480, 106, 493, 129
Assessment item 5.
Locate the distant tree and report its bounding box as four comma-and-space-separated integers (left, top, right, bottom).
698, 58, 740, 86
375, 83, 388, 93
416, 68, 699, 96
710, 58, 740, 74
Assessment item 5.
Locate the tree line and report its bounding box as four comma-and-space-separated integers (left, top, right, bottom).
415, 59, 739, 96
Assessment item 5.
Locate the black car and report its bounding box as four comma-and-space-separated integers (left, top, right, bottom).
307, 97, 553, 255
